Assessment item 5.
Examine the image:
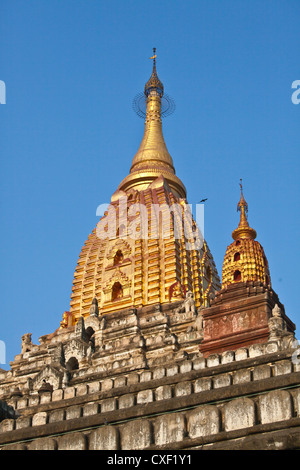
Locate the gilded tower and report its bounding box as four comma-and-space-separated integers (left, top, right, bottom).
222, 181, 271, 288
66, 51, 220, 326
200, 181, 294, 356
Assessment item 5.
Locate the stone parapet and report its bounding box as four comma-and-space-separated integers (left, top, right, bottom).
0, 343, 300, 450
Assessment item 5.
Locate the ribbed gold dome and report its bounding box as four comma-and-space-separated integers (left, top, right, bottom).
222, 183, 271, 288
60, 52, 221, 328
66, 180, 221, 324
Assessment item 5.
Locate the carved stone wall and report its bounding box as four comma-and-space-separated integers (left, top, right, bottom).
1, 334, 300, 450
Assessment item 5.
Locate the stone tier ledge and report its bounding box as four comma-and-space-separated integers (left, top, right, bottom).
1, 371, 300, 446
2, 345, 298, 414
147, 418, 300, 451
4, 346, 297, 415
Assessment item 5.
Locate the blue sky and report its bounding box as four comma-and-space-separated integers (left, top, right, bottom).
1, 0, 299, 366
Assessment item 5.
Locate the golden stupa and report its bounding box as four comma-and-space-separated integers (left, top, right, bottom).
62, 50, 221, 327
222, 181, 271, 288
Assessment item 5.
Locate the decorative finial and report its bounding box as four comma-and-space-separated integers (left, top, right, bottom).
133, 48, 176, 119
89, 297, 99, 317
237, 179, 248, 214
232, 180, 257, 240
144, 47, 163, 97
149, 47, 157, 66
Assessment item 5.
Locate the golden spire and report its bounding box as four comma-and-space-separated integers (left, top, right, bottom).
222, 180, 271, 288
118, 48, 186, 198
232, 180, 257, 240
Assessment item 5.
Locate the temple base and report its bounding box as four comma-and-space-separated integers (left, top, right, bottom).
199, 281, 295, 357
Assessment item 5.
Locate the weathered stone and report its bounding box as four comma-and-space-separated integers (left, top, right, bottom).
89, 426, 120, 450
119, 394, 135, 409
140, 371, 152, 382
175, 381, 192, 397
64, 386, 75, 400
206, 354, 220, 367
88, 381, 100, 394
291, 388, 300, 418
114, 376, 126, 388
52, 389, 63, 401
155, 385, 172, 401
28, 394, 40, 406
274, 360, 292, 377
180, 361, 192, 374
188, 405, 220, 438
76, 384, 88, 396
58, 432, 87, 450
253, 364, 271, 381
83, 402, 100, 416
16, 397, 28, 409
265, 342, 279, 354
32, 411, 47, 426
221, 351, 235, 364
166, 365, 178, 377
259, 390, 292, 424
49, 409, 65, 423
66, 405, 82, 420
153, 367, 165, 380
2, 443, 27, 450
224, 398, 256, 431
194, 377, 211, 393
121, 419, 152, 450
192, 357, 206, 370
233, 368, 252, 384
127, 373, 139, 385
235, 348, 248, 361
27, 437, 57, 450
154, 413, 186, 445
249, 344, 265, 358
40, 391, 52, 404
101, 398, 116, 413
213, 373, 231, 389
136, 390, 153, 405
15, 416, 31, 429
0, 418, 15, 433
102, 378, 113, 391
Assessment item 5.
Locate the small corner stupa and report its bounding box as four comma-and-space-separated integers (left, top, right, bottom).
199, 181, 296, 356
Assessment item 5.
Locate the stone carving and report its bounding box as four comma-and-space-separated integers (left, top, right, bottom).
74, 316, 90, 342
38, 379, 53, 395
87, 339, 95, 359
268, 304, 294, 347
89, 298, 99, 317
175, 291, 196, 314
62, 370, 69, 388
32, 365, 63, 391
64, 338, 88, 364
21, 333, 33, 354
100, 316, 106, 330
193, 314, 203, 332
52, 343, 65, 366
272, 304, 282, 318
268, 304, 286, 341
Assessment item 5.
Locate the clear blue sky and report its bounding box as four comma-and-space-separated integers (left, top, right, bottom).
1, 0, 299, 366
